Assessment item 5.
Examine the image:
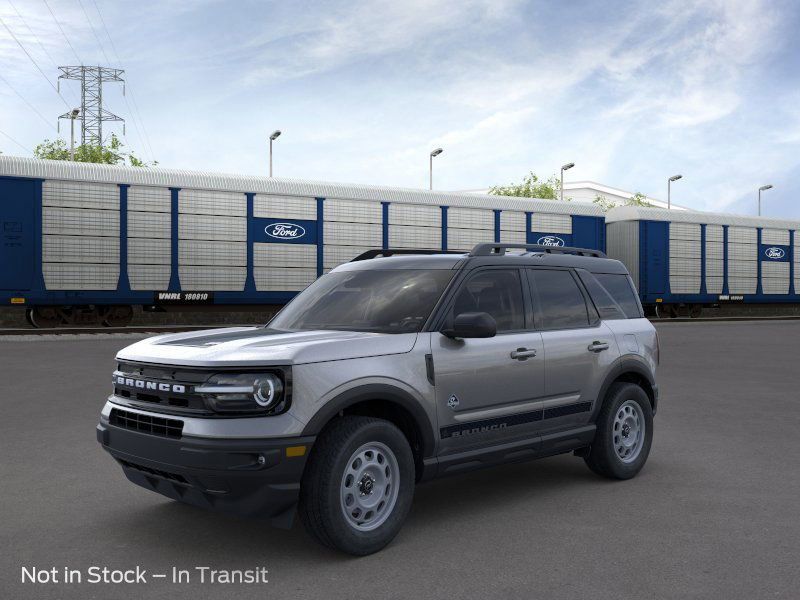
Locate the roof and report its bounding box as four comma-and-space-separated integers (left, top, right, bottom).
0, 155, 603, 216
605, 205, 800, 230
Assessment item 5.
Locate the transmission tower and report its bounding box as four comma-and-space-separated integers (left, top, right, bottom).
57, 66, 125, 146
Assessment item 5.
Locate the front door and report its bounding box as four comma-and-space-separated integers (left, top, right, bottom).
432, 268, 545, 454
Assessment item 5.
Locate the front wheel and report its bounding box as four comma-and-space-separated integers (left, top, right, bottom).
584, 383, 653, 479
298, 416, 415, 555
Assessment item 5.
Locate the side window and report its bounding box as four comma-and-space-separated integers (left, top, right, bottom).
593, 273, 643, 318
577, 270, 626, 320
528, 269, 590, 330
449, 269, 525, 332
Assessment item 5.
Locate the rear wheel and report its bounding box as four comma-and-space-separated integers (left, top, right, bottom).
584, 382, 653, 479
298, 416, 415, 555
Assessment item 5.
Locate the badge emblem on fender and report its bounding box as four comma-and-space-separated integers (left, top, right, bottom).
447, 394, 459, 409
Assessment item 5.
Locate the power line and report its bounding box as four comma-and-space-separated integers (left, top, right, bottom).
0, 127, 33, 153
76, 0, 112, 65
6, 0, 81, 106
0, 72, 59, 131
0, 14, 71, 109
89, 0, 156, 162
42, 0, 83, 65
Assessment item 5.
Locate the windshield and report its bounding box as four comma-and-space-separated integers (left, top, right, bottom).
269, 269, 455, 333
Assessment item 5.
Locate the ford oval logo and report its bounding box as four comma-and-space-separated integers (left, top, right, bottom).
765, 246, 785, 259
265, 222, 306, 239
536, 235, 565, 247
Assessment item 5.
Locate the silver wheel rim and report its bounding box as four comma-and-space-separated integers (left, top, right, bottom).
613, 400, 645, 463
340, 441, 400, 532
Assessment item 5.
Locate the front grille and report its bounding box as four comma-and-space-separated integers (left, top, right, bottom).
113, 362, 211, 415
109, 408, 184, 439
118, 459, 188, 483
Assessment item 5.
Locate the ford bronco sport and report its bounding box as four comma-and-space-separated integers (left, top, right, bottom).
97, 243, 659, 555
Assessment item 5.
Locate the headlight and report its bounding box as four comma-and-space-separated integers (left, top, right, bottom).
195, 372, 285, 414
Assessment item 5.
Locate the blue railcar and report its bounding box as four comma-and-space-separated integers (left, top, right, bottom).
0, 156, 605, 326
606, 206, 800, 317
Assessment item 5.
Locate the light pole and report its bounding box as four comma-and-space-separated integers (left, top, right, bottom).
69, 108, 80, 161
269, 130, 281, 177
560, 162, 574, 201
429, 148, 443, 190
667, 174, 682, 209
758, 184, 773, 216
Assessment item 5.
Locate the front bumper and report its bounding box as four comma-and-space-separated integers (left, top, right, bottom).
97, 420, 315, 528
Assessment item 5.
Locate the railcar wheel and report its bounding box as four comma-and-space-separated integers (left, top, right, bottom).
689, 304, 702, 318
28, 306, 62, 328
101, 305, 134, 327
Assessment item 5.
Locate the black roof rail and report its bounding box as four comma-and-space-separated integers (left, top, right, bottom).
469, 243, 607, 258
350, 248, 465, 262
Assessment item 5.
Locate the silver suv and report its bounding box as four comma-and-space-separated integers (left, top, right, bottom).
97, 243, 659, 555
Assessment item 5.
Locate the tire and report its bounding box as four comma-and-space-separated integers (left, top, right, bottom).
298, 415, 415, 556
584, 383, 653, 480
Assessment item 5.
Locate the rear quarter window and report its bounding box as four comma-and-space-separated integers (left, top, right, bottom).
592, 272, 643, 319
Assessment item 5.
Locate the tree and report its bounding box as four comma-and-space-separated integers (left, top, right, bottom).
33, 134, 156, 167
593, 191, 654, 212
489, 172, 567, 200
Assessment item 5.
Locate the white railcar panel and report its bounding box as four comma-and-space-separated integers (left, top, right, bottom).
254, 268, 317, 292
254, 243, 316, 268
728, 277, 757, 294
669, 257, 701, 275
605, 221, 640, 290
500, 229, 527, 244
179, 240, 247, 266
669, 275, 700, 294
448, 207, 494, 231
42, 206, 119, 237
531, 213, 571, 234
705, 258, 724, 278
762, 262, 790, 294
706, 276, 724, 294
129, 265, 171, 290
128, 211, 170, 239
761, 229, 790, 245
728, 227, 757, 244
128, 186, 170, 213
501, 211, 526, 232
706, 225, 724, 242
727, 244, 757, 261
705, 241, 724, 260
43, 235, 118, 264
388, 203, 441, 227
728, 261, 758, 277
325, 221, 382, 246
669, 222, 701, 241
388, 225, 441, 249
179, 188, 246, 216
447, 228, 495, 251
128, 238, 171, 264
669, 239, 701, 259
42, 180, 118, 211
324, 199, 382, 224
43, 263, 119, 290
254, 195, 316, 220
179, 266, 246, 290
179, 214, 246, 241
323, 245, 374, 269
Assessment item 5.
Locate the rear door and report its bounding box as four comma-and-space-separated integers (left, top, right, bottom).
0, 178, 35, 290
432, 267, 545, 454
526, 268, 620, 433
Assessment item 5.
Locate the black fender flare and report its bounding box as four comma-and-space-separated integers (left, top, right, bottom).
301, 383, 436, 458
591, 356, 657, 420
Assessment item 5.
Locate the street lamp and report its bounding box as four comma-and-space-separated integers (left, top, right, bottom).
68, 108, 80, 161
269, 130, 281, 177
560, 162, 575, 201
758, 184, 773, 216
429, 148, 443, 190
667, 174, 682, 209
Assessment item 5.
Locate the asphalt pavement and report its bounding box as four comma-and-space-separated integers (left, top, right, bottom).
1, 321, 798, 599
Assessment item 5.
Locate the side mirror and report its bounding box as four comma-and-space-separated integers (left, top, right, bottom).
441, 312, 497, 339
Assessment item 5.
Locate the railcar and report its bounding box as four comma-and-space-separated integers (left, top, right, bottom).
606, 206, 800, 317
0, 156, 605, 326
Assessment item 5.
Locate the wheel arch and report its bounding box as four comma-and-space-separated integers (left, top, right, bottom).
302, 384, 436, 481
593, 358, 657, 419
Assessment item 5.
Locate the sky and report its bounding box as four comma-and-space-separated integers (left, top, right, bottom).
1, 0, 799, 218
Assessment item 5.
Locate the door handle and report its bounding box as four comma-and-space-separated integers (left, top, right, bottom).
510, 348, 537, 360
588, 341, 610, 352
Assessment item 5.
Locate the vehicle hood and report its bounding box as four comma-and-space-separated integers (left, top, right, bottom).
116, 326, 418, 367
